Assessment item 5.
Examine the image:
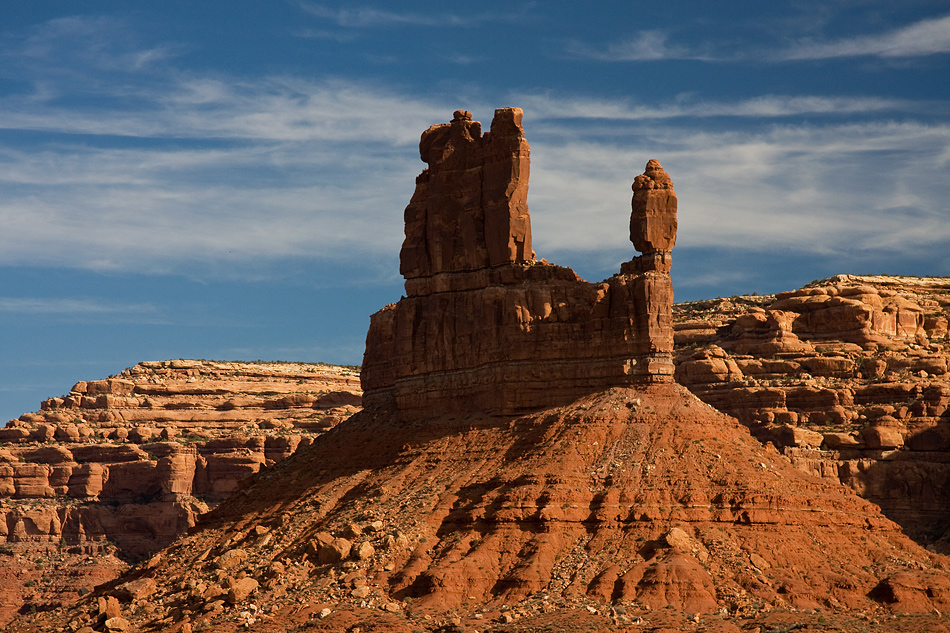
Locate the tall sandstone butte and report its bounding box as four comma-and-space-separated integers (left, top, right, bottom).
362, 108, 678, 419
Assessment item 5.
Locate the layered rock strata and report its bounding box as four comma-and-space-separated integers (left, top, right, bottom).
672, 275, 950, 548
363, 109, 676, 420
0, 360, 360, 624
0, 360, 360, 555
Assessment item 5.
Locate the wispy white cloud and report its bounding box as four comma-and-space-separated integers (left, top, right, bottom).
298, 2, 535, 29
528, 119, 950, 263
566, 30, 698, 61
0, 15, 947, 280
293, 28, 360, 42
0, 297, 156, 315
446, 54, 486, 65
512, 93, 918, 122
0, 77, 446, 145
567, 14, 950, 63
2, 79, 948, 276
0, 151, 418, 273
300, 3, 467, 27
2, 15, 176, 76
778, 14, 950, 60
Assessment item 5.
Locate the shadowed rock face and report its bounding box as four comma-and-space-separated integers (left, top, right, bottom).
362, 109, 678, 420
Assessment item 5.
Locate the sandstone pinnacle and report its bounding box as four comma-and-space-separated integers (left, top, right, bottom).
365, 110, 677, 422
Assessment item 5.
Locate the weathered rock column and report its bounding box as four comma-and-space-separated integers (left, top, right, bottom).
399, 108, 534, 291
627, 159, 677, 274
622, 159, 677, 381
363, 114, 681, 417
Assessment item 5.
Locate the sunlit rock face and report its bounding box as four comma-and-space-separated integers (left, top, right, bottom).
362, 109, 677, 419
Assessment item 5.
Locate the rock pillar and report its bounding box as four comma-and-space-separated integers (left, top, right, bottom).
628, 159, 677, 274
399, 108, 534, 289
363, 113, 677, 419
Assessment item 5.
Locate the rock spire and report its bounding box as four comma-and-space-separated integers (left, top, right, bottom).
399, 108, 534, 285
362, 110, 677, 419
628, 158, 677, 274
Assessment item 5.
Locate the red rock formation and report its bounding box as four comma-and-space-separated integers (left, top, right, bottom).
10, 110, 950, 633
627, 158, 677, 274
15, 383, 950, 632
671, 275, 950, 549
0, 360, 361, 625
363, 110, 677, 420
0, 361, 361, 549
400, 109, 533, 279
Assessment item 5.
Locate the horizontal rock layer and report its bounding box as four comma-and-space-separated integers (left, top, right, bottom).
0, 359, 361, 625
672, 275, 950, 548
363, 263, 674, 418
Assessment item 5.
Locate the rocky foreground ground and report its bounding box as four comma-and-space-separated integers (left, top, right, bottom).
9, 382, 950, 633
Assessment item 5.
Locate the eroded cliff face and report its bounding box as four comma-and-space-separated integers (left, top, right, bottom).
362, 109, 677, 420
0, 360, 360, 623
672, 275, 950, 548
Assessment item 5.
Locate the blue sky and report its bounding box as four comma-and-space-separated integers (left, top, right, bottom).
1, 1, 948, 422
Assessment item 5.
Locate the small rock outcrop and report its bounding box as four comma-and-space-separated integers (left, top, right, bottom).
363, 108, 677, 420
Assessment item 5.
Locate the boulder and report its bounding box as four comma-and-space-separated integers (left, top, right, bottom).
68, 463, 106, 498
862, 426, 905, 450
103, 616, 130, 631
23, 446, 74, 464
315, 536, 352, 565
114, 577, 157, 602
354, 541, 376, 561
226, 577, 259, 604
215, 548, 248, 570
776, 425, 825, 449
98, 595, 121, 619
13, 463, 53, 498
675, 347, 743, 385
84, 379, 135, 395
313, 390, 363, 408
822, 432, 863, 450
